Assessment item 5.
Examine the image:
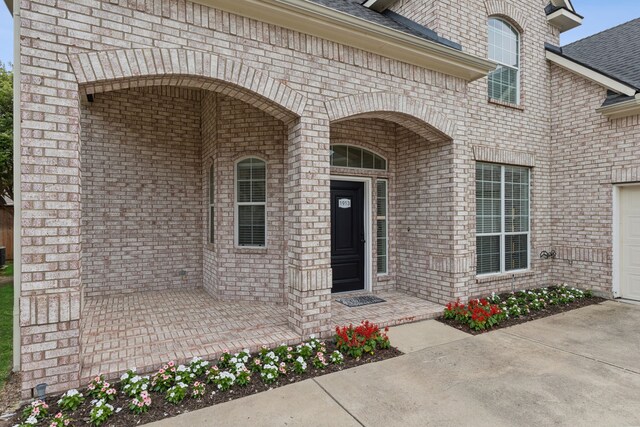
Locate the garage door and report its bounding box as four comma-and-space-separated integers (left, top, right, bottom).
620, 185, 640, 300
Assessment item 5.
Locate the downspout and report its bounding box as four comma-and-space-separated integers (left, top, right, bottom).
12, 0, 21, 372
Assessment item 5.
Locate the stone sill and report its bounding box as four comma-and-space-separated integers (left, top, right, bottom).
475, 270, 535, 285
488, 98, 525, 111
234, 247, 269, 254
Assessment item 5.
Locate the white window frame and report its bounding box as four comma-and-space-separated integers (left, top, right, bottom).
234, 157, 267, 248
209, 163, 215, 244
488, 17, 521, 105
376, 179, 388, 276
476, 163, 530, 277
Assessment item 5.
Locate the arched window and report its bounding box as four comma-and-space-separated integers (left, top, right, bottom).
330, 145, 387, 170
209, 163, 215, 244
488, 18, 520, 104
236, 157, 266, 247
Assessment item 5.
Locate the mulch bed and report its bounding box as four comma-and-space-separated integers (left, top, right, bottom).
9, 343, 402, 427
437, 295, 606, 335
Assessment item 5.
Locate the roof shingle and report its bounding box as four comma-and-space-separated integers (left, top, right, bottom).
560, 18, 640, 91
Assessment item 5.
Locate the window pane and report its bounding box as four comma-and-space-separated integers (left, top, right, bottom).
477, 235, 501, 274
330, 145, 387, 170
505, 234, 528, 271
237, 160, 252, 180
210, 206, 215, 244
238, 205, 265, 246
504, 166, 529, 233
252, 181, 266, 203
347, 146, 362, 168
377, 179, 388, 274
476, 163, 501, 234
237, 181, 251, 203
362, 150, 374, 169
331, 145, 348, 167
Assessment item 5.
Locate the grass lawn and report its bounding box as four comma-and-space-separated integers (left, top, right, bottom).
0, 263, 12, 388
2, 262, 13, 277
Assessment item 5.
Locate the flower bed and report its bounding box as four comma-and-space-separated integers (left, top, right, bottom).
438, 284, 604, 334
11, 322, 399, 427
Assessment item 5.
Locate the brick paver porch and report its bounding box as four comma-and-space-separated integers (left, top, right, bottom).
80, 289, 443, 382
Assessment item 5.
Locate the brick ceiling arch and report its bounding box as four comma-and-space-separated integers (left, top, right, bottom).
324, 92, 456, 141
68, 48, 307, 121
484, 0, 528, 33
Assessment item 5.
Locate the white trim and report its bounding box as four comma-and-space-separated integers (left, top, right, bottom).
546, 8, 583, 33
194, 0, 496, 81
362, 0, 396, 12
550, 0, 575, 13
612, 183, 640, 299
613, 185, 621, 298
12, 0, 21, 371
331, 175, 372, 293
596, 94, 640, 119
234, 157, 268, 248
545, 50, 637, 97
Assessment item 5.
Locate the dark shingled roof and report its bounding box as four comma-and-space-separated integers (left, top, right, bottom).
306, 0, 461, 50
560, 18, 640, 91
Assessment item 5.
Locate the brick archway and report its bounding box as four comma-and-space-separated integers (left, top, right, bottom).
68, 48, 307, 121
324, 92, 456, 141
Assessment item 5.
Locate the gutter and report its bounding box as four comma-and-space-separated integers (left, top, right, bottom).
195, 0, 496, 81
596, 94, 640, 119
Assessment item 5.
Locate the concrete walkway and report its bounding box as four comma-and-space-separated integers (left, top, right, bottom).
148, 301, 640, 426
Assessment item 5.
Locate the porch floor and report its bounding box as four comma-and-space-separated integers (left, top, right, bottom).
80, 289, 298, 381
80, 289, 443, 382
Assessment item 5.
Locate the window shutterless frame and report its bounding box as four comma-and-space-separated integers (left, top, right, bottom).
476, 163, 530, 276
234, 157, 267, 248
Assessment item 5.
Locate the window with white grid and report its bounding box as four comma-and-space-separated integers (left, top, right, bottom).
236, 158, 266, 247
476, 162, 529, 275
488, 18, 520, 104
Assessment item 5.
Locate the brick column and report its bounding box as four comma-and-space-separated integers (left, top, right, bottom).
17, 44, 82, 396
286, 113, 333, 338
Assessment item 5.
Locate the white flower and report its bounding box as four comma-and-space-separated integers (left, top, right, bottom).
25, 416, 38, 425
131, 375, 141, 383
115, 407, 122, 413
96, 409, 103, 417
177, 365, 188, 372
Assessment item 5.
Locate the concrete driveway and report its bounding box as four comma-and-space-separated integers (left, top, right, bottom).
149, 301, 640, 426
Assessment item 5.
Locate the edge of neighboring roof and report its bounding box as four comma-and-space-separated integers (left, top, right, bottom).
596, 93, 640, 119
3, 0, 12, 15
545, 4, 584, 20
545, 43, 639, 97
193, 0, 496, 81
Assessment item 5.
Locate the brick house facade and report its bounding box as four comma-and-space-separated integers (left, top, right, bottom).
8, 0, 639, 397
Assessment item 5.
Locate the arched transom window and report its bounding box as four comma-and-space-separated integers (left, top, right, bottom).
330, 145, 387, 170
488, 17, 520, 105
236, 157, 266, 247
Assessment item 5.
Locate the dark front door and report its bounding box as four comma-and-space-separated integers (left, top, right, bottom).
330, 180, 365, 293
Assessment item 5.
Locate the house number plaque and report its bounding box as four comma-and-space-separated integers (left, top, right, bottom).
338, 198, 351, 209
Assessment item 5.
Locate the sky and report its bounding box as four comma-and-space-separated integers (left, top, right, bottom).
1, 0, 640, 67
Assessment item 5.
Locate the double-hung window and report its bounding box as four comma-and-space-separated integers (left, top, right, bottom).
488, 18, 520, 104
236, 158, 266, 247
476, 162, 530, 275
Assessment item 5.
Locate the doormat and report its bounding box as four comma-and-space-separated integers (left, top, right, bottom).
336, 295, 386, 307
